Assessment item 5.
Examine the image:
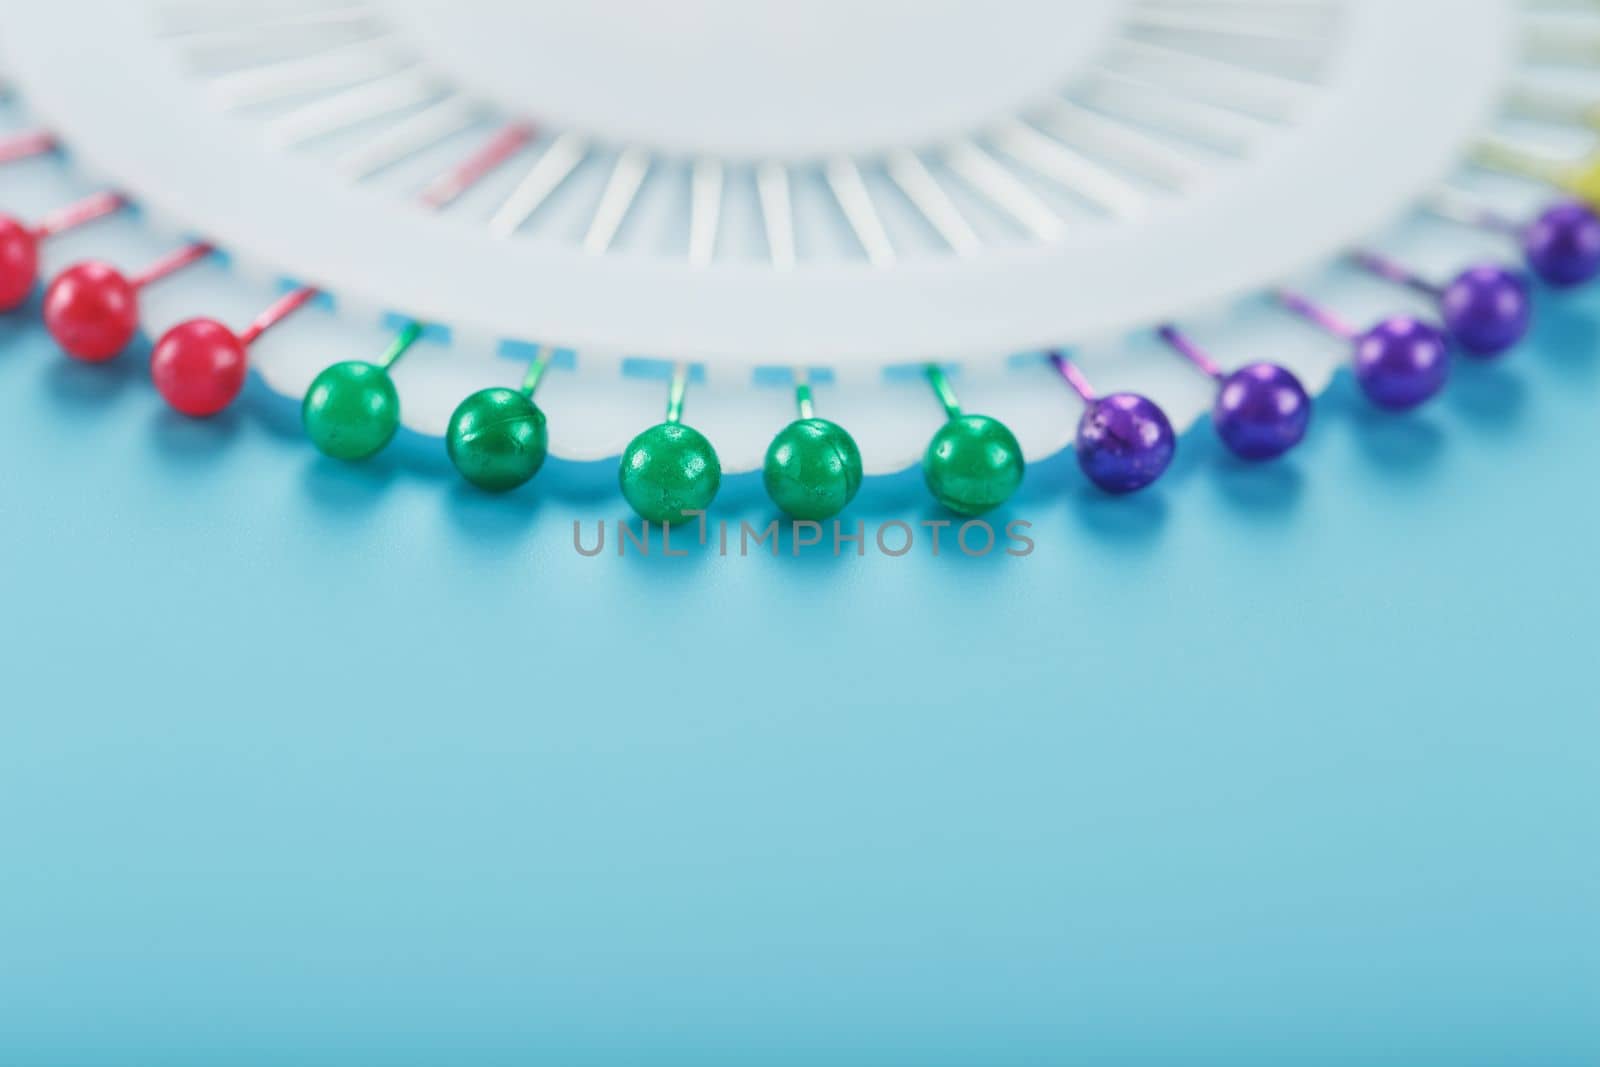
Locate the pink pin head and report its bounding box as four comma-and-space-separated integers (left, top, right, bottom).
43, 261, 140, 362
150, 318, 248, 417
0, 215, 41, 311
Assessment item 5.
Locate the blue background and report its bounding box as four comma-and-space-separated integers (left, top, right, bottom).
0, 285, 1596, 1064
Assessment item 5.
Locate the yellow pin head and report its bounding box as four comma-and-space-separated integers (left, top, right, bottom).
1557, 157, 1600, 209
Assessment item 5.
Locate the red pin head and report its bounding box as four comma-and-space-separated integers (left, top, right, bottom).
149, 285, 320, 418
43, 261, 139, 362
139, 123, 527, 418
0, 216, 40, 311
42, 240, 212, 363
150, 318, 248, 417
1, 192, 127, 314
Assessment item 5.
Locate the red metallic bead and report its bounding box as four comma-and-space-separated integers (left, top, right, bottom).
0, 215, 40, 311
42, 261, 140, 362
150, 318, 248, 417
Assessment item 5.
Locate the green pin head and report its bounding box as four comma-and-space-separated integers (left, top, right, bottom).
302, 361, 401, 461
922, 415, 1024, 517
764, 418, 862, 521
446, 387, 549, 492
619, 422, 721, 525
919, 364, 1023, 515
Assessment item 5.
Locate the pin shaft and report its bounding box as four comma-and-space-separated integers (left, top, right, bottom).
417, 121, 535, 211
519, 347, 552, 397
1157, 324, 1223, 379
796, 379, 815, 420
1049, 351, 1096, 402
925, 364, 962, 419
377, 320, 424, 368
129, 241, 215, 289
1274, 288, 1359, 341
239, 285, 319, 346
665, 363, 689, 424
1351, 251, 1442, 298
32, 191, 126, 239
0, 129, 55, 165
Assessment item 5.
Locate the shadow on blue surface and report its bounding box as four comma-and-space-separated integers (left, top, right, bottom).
1533, 288, 1600, 385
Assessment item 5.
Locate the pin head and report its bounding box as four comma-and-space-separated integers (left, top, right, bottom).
1440, 265, 1531, 357
0, 215, 40, 311
764, 417, 863, 521
922, 414, 1024, 516
1524, 201, 1600, 289
302, 361, 400, 461
150, 318, 248, 417
1213, 363, 1311, 461
1559, 158, 1600, 209
42, 261, 139, 361
1352, 317, 1451, 411
447, 387, 548, 492
1075, 393, 1174, 494
619, 422, 721, 525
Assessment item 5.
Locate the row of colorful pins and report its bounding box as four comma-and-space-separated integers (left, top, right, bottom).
447, 189, 1599, 524
464, 191, 1598, 524
0, 122, 534, 416
2, 192, 320, 415
4, 130, 1600, 525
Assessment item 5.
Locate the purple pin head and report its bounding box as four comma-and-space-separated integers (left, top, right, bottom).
1439, 264, 1532, 357
1352, 317, 1452, 411
1214, 363, 1312, 461
1076, 393, 1176, 494
1523, 201, 1600, 289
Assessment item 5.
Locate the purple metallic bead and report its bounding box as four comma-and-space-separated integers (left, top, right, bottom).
1439, 264, 1532, 357
1523, 201, 1600, 289
1075, 392, 1175, 494
1213, 362, 1311, 461
1352, 317, 1451, 411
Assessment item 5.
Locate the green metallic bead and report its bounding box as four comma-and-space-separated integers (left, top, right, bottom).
922, 414, 1025, 516
301, 360, 401, 461
445, 387, 548, 492
618, 421, 721, 524
763, 417, 863, 520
